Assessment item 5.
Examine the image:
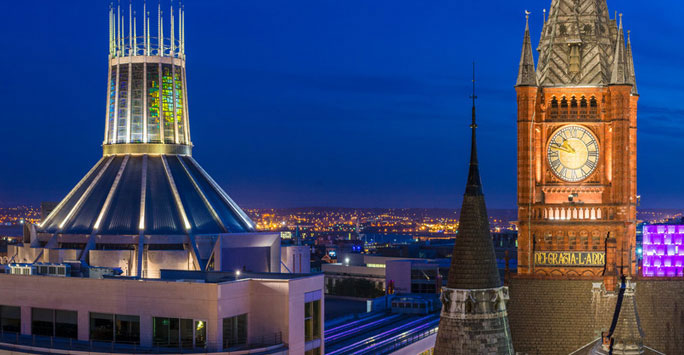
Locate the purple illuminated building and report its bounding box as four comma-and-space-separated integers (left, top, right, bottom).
642, 224, 684, 277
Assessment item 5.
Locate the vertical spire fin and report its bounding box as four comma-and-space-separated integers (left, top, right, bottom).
610, 14, 628, 85
516, 11, 537, 86
129, 0, 133, 56
170, 3, 175, 55
158, 1, 162, 56
626, 30, 638, 94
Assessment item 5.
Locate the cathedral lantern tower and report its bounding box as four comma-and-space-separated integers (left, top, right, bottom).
515, 1, 638, 285
34, 2, 256, 277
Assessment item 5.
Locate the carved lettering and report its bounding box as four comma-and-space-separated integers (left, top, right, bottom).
534, 252, 606, 267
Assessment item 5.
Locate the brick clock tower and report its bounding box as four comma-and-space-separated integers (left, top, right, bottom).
515, 1, 637, 287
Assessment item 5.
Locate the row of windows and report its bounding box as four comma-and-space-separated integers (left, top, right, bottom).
1, 304, 321, 351
549, 96, 598, 109
0, 305, 241, 350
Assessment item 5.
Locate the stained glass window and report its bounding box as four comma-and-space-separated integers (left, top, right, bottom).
147, 63, 161, 143
130, 64, 144, 143
117, 65, 130, 143
162, 64, 175, 143
107, 66, 118, 144
174, 66, 186, 144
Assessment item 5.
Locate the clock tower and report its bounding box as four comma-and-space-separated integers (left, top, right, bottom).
515, 1, 637, 287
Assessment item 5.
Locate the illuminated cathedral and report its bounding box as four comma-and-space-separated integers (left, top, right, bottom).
11, 2, 283, 278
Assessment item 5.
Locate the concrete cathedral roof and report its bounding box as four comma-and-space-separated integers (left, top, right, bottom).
38, 154, 255, 236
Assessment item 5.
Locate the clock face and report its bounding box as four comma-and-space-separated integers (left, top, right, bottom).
547, 125, 599, 182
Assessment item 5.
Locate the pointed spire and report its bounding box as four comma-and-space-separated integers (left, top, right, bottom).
170, 3, 175, 56
143, 1, 148, 55
158, 1, 163, 57
129, 0, 133, 56
626, 30, 638, 94
466, 62, 482, 196
445, 64, 501, 290
516, 11, 537, 86
610, 14, 628, 85
109, 4, 114, 57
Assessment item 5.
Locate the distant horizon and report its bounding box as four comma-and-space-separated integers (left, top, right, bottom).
4, 202, 684, 213
1, 1, 682, 208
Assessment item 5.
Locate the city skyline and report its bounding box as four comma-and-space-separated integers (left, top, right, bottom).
0, 0, 680, 209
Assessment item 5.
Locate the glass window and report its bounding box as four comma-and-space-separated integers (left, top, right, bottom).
90, 313, 114, 342
304, 300, 321, 342
147, 63, 161, 143
115, 315, 140, 345
108, 66, 118, 143
0, 305, 21, 333
305, 348, 321, 355
55, 310, 78, 339
31, 308, 77, 339
180, 318, 194, 348
223, 314, 247, 349
130, 63, 145, 143
161, 64, 175, 143
90, 313, 139, 344
31, 308, 54, 337
174, 66, 186, 144
117, 65, 130, 143
195, 320, 206, 349
154, 317, 204, 349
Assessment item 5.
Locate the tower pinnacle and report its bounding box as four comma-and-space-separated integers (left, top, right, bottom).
610, 14, 629, 85
516, 11, 537, 87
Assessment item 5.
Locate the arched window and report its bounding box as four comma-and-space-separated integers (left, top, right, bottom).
570, 96, 578, 118
549, 97, 559, 119
579, 96, 588, 119
589, 96, 598, 118
560, 97, 568, 119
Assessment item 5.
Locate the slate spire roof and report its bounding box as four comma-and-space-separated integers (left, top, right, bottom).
536, 0, 635, 87
446, 66, 502, 290
516, 12, 537, 87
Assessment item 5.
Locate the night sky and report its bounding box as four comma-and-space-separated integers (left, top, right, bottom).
0, 1, 680, 209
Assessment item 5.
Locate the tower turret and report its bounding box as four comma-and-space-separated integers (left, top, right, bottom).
434, 66, 514, 355
105, 1, 190, 155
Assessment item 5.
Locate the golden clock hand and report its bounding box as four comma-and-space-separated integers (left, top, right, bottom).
561, 140, 576, 154
550, 144, 572, 153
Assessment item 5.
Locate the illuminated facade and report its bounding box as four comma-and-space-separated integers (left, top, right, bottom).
515, 1, 638, 286
642, 225, 684, 277
1, 3, 325, 354
10, 2, 267, 278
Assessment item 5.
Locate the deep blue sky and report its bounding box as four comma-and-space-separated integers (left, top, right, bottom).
0, 1, 680, 209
